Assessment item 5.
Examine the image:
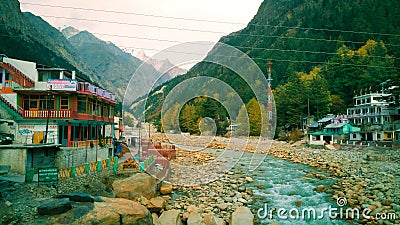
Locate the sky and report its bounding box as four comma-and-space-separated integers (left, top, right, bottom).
20, 0, 264, 68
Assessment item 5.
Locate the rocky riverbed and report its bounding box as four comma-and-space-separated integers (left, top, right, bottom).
152, 133, 400, 224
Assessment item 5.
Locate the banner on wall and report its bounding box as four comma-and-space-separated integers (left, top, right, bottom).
47, 79, 77, 91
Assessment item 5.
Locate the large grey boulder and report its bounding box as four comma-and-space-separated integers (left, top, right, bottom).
37, 198, 72, 215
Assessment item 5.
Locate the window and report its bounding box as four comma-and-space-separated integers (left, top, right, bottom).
38, 71, 59, 82
103, 105, 109, 117
78, 96, 87, 114
92, 101, 97, 115
60, 96, 69, 110
353, 134, 357, 138
23, 95, 54, 110
83, 126, 88, 140
109, 106, 115, 118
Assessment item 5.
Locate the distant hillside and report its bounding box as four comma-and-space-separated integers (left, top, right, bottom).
0, 0, 94, 83
129, 0, 400, 127
0, 0, 183, 103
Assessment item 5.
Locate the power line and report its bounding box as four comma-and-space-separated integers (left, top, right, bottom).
12, 13, 400, 48
20, 2, 245, 26
20, 2, 400, 38
37, 15, 229, 34
0, 30, 399, 63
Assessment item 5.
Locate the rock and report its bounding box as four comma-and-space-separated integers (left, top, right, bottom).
332, 184, 341, 189
162, 196, 172, 201
93, 196, 104, 202
37, 198, 72, 216
238, 198, 248, 204
231, 206, 254, 225
315, 173, 327, 180
245, 177, 254, 183
55, 193, 95, 202
5, 200, 12, 207
153, 213, 162, 225
182, 212, 190, 221
112, 173, 157, 200
139, 196, 149, 206
147, 197, 165, 213
203, 213, 226, 225
76, 197, 153, 225
160, 182, 173, 195
187, 211, 203, 225
217, 203, 228, 211
315, 185, 325, 192
159, 209, 182, 225
187, 205, 198, 213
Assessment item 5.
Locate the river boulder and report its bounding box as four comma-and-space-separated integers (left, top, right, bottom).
113, 173, 157, 200
37, 198, 72, 215
159, 209, 182, 225
75, 197, 153, 224
231, 206, 254, 225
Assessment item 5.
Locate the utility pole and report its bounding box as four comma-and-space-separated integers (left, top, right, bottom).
267, 61, 273, 134
44, 85, 52, 144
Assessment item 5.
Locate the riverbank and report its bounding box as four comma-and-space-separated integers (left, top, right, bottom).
152, 133, 400, 224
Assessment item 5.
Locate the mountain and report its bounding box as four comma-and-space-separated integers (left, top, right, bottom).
0, 0, 177, 103
134, 50, 187, 78
0, 0, 94, 83
129, 0, 400, 126
61, 26, 80, 39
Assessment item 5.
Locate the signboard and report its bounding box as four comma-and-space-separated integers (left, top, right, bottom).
47, 79, 77, 91
38, 167, 58, 185
88, 83, 96, 93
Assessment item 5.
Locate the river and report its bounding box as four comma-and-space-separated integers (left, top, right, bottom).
171, 145, 351, 224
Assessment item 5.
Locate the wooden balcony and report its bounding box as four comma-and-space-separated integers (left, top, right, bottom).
23, 110, 72, 118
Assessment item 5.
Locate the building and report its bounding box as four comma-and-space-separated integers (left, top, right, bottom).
347, 92, 400, 142
0, 56, 117, 173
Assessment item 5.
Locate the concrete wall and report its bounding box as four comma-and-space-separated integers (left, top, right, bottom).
56, 145, 112, 168
0, 103, 15, 120
4, 57, 38, 81
1, 93, 18, 109
16, 121, 58, 144
0, 147, 27, 174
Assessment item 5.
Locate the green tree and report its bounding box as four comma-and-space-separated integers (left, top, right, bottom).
236, 103, 249, 136
235, 98, 268, 136
330, 95, 346, 114
161, 103, 181, 132
179, 104, 199, 134
320, 40, 396, 106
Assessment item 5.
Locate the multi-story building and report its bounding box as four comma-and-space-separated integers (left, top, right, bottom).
347, 91, 400, 142
0, 56, 116, 148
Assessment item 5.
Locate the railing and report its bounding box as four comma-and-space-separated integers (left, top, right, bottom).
71, 140, 98, 148
23, 109, 71, 118
70, 138, 112, 148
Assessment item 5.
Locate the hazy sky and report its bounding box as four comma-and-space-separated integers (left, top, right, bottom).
20, 0, 263, 64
